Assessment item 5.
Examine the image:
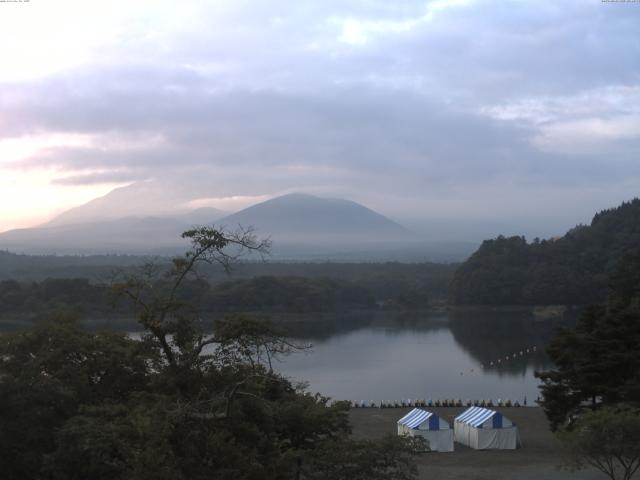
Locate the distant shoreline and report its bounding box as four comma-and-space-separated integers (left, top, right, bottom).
0, 305, 581, 333
449, 304, 585, 320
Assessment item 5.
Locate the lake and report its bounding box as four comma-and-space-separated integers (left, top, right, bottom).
1, 308, 569, 406
274, 310, 570, 405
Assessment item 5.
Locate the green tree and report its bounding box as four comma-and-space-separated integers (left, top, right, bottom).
450, 198, 640, 306
0, 314, 154, 479
536, 252, 640, 430
1, 226, 419, 480
303, 435, 421, 480
558, 406, 640, 480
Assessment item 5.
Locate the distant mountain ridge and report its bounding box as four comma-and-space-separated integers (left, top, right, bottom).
0, 216, 193, 254
45, 181, 217, 226
0, 192, 434, 259
218, 193, 409, 242
450, 198, 640, 306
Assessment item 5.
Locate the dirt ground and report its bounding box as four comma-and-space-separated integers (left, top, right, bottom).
349, 407, 603, 480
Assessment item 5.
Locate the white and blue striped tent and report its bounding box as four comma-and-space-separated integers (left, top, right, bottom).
454, 406, 519, 450
397, 408, 454, 452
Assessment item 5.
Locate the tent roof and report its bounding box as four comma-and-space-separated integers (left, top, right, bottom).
397, 408, 435, 429
455, 406, 504, 428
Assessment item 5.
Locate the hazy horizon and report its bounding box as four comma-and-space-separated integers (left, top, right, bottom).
0, 184, 619, 243
1, 1, 639, 242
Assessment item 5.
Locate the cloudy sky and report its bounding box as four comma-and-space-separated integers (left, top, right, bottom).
1, 0, 639, 239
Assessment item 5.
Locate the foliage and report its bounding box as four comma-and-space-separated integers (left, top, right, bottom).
451, 198, 640, 305
0, 250, 457, 292
0, 314, 154, 479
0, 226, 419, 480
536, 252, 640, 430
207, 276, 375, 312
0, 249, 456, 310
558, 406, 640, 480
302, 435, 420, 480
0, 269, 443, 326
0, 277, 112, 319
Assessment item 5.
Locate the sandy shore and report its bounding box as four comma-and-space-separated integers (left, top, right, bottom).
349, 407, 602, 480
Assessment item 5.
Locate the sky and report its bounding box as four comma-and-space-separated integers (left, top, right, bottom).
1, 0, 639, 239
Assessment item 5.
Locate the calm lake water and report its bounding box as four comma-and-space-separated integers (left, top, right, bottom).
2, 309, 569, 406
275, 311, 569, 405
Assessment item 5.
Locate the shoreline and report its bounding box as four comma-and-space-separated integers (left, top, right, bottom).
0, 303, 580, 333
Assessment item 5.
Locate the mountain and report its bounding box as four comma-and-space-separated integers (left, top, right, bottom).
0, 179, 227, 254
47, 182, 179, 226
218, 193, 409, 242
212, 193, 463, 261
176, 207, 228, 226
0, 192, 473, 261
450, 198, 640, 306
0, 217, 193, 255
0, 210, 225, 255
45, 181, 225, 227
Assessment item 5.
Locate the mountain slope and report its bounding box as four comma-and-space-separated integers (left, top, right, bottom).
218, 193, 409, 242
177, 207, 228, 225
450, 198, 640, 305
0, 217, 193, 254
46, 181, 224, 226
0, 193, 442, 259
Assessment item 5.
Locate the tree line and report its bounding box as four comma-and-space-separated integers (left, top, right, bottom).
0, 273, 440, 329
450, 198, 640, 305
536, 252, 640, 479
0, 250, 455, 300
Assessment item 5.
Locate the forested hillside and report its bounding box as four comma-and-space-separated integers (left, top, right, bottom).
207, 276, 376, 312
0, 251, 149, 280
450, 199, 640, 305
0, 254, 454, 308
0, 270, 442, 331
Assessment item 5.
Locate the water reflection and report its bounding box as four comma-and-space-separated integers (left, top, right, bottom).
277, 310, 574, 404
448, 311, 568, 377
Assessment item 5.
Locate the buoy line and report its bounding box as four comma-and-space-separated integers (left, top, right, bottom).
349, 397, 535, 409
